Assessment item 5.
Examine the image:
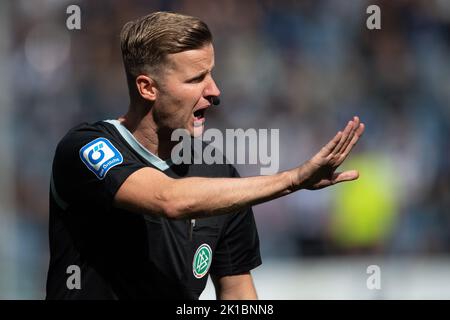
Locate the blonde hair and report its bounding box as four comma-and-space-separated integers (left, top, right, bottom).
120, 11, 212, 94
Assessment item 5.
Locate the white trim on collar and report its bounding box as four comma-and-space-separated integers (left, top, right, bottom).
103, 119, 173, 171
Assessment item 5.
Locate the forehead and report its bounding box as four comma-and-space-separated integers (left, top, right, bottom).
165, 43, 215, 74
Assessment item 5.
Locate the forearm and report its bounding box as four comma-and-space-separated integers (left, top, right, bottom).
218, 287, 258, 300
213, 273, 258, 300
163, 170, 294, 219
116, 117, 364, 219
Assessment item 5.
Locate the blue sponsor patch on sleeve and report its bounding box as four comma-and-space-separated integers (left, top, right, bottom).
79, 138, 123, 179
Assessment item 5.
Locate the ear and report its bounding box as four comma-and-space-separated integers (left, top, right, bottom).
135, 75, 158, 102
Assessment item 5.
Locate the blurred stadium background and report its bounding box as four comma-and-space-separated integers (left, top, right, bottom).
0, 0, 449, 299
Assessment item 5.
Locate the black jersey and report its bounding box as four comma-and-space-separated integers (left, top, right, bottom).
46, 120, 261, 300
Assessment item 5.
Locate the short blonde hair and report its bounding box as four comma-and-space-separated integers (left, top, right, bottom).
120, 11, 212, 93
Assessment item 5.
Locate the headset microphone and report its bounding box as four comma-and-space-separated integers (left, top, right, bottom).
211, 96, 220, 106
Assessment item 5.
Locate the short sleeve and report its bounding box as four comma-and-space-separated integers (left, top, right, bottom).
209, 165, 262, 276
52, 128, 146, 213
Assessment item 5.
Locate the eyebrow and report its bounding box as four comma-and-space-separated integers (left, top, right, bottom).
186, 64, 215, 82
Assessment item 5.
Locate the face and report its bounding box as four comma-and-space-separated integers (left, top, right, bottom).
152, 43, 220, 137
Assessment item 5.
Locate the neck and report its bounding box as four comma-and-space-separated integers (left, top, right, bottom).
118, 103, 177, 161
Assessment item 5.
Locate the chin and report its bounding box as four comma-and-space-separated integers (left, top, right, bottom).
193, 125, 204, 138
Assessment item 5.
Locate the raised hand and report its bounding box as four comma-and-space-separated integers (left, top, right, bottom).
291, 116, 365, 190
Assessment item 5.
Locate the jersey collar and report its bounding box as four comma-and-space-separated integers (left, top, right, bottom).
103, 119, 173, 172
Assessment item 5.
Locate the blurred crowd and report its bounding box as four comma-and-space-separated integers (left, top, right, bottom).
2, 0, 449, 297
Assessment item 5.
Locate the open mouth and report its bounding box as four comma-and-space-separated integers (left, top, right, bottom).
193, 108, 206, 120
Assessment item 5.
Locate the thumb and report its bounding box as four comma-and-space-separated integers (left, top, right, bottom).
332, 170, 359, 184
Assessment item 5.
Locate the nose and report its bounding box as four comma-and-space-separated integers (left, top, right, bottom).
204, 75, 221, 100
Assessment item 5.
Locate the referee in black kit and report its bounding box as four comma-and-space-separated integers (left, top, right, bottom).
46, 11, 364, 299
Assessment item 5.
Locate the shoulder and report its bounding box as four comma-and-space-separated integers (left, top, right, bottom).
56, 121, 116, 151
53, 121, 125, 179
54, 121, 125, 160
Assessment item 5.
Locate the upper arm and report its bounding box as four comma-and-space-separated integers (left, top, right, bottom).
211, 272, 258, 300
53, 131, 172, 216
113, 166, 175, 217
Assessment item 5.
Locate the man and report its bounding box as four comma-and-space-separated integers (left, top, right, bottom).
46, 12, 364, 300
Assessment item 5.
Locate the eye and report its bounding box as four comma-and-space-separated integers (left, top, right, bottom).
187, 72, 207, 83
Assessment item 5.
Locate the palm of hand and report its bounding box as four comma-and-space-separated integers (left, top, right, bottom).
296, 116, 365, 190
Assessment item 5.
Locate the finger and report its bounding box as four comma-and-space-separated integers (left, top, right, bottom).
321, 130, 343, 155
334, 116, 360, 155
338, 123, 365, 164
343, 117, 360, 152
331, 170, 359, 184
332, 120, 353, 155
